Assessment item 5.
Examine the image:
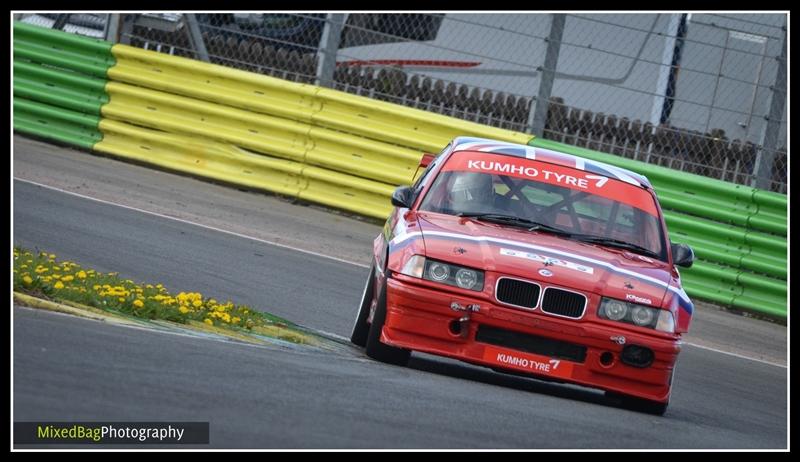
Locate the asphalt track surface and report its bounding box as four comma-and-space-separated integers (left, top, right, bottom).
13, 139, 788, 448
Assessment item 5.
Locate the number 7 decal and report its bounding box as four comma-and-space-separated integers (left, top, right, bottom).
585, 175, 608, 188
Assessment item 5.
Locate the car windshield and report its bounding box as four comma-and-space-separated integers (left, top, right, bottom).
418, 151, 667, 261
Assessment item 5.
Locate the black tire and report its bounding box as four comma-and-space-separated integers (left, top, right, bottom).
350, 264, 375, 347
365, 272, 411, 366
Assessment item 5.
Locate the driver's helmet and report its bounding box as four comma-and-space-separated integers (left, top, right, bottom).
450, 172, 494, 211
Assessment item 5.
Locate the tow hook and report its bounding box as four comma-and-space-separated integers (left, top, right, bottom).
450, 302, 480, 338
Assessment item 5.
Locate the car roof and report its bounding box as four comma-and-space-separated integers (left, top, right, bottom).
450, 137, 652, 189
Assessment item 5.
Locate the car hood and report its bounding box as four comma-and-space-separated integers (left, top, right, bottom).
417, 212, 673, 305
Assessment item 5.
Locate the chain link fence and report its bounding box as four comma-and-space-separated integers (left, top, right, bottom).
17, 12, 788, 193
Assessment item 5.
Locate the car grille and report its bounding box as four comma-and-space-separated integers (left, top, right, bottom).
476, 325, 587, 363
496, 278, 540, 309
540, 288, 587, 319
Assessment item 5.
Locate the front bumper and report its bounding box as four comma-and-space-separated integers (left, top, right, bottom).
381, 275, 681, 402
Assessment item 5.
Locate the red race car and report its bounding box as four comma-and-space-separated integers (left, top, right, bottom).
351, 137, 695, 415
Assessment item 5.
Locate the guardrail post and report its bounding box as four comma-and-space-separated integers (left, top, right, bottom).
185, 14, 210, 62
316, 13, 346, 88
752, 28, 786, 190
528, 13, 566, 137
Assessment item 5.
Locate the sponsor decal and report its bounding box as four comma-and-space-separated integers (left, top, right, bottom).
501, 248, 595, 275
610, 335, 626, 345
626, 293, 653, 305
538, 269, 553, 277
443, 152, 659, 215
483, 346, 574, 379
466, 159, 602, 189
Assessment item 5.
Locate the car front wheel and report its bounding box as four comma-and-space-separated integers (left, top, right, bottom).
365, 272, 410, 366
350, 264, 375, 347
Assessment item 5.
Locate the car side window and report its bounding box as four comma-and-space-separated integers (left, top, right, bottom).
412, 145, 449, 199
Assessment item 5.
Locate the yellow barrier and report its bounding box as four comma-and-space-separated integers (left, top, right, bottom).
109, 45, 533, 153
99, 44, 534, 220
313, 87, 533, 153
102, 81, 421, 185
94, 119, 393, 218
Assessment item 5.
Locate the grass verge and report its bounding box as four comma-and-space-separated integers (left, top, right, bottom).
13, 246, 316, 345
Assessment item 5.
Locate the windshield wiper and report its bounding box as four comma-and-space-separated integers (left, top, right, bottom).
457, 213, 572, 236
573, 236, 660, 259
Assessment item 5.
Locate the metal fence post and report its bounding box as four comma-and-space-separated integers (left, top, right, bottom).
316, 13, 346, 88
649, 14, 681, 126
752, 28, 787, 189
52, 14, 70, 30
118, 14, 134, 45
185, 14, 210, 62
104, 13, 121, 43
528, 13, 566, 137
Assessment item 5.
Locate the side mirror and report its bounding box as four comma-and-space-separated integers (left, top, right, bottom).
419, 153, 436, 169
671, 243, 695, 268
391, 186, 413, 208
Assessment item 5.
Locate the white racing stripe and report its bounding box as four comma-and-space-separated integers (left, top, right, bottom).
393, 229, 686, 299
13, 178, 370, 269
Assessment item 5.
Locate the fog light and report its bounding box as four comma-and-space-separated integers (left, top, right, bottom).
620, 345, 654, 368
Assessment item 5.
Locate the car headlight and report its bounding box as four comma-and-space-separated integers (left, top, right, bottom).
598, 297, 674, 333
400, 257, 484, 291
603, 299, 628, 321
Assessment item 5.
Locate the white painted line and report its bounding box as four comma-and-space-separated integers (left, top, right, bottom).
684, 342, 787, 369
14, 177, 370, 269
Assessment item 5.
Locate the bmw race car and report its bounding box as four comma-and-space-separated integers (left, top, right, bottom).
351, 137, 695, 415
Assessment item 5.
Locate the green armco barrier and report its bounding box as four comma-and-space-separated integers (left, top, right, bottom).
14, 75, 108, 115
13, 21, 114, 149
14, 98, 102, 149
529, 138, 787, 235
529, 137, 787, 318
13, 21, 114, 77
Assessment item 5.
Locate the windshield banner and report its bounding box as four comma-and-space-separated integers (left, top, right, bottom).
443, 152, 658, 216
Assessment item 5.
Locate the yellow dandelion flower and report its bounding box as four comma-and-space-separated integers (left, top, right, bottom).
61, 275, 74, 282
133, 299, 144, 308
93, 285, 101, 291
178, 306, 190, 314
192, 300, 203, 308
204, 318, 213, 326
77, 271, 87, 279
118, 297, 125, 303
22, 275, 33, 286
232, 317, 241, 324
54, 281, 65, 289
